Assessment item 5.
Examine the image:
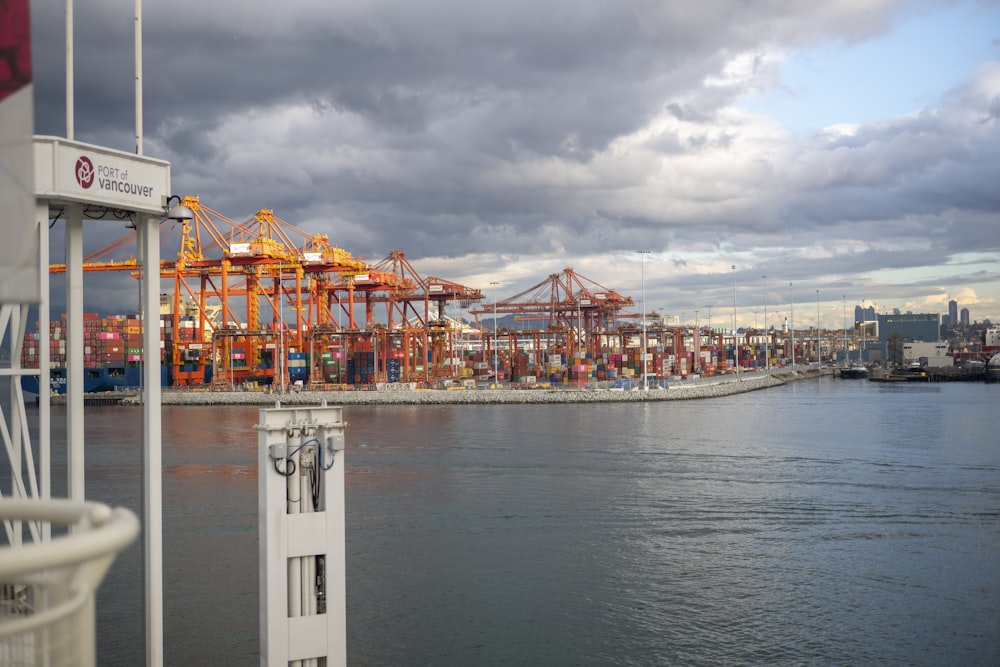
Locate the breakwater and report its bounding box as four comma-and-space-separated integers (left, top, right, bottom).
120, 368, 829, 406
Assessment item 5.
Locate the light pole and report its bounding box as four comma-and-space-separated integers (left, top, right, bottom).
732, 265, 739, 379
577, 291, 583, 356
789, 282, 794, 370
638, 250, 650, 390
490, 281, 500, 387
816, 289, 820, 365
694, 309, 700, 374
762, 275, 768, 373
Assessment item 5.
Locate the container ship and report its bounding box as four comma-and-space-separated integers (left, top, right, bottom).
19, 311, 321, 394
20, 312, 175, 394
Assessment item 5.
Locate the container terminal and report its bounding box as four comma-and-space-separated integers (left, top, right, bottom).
18, 196, 848, 393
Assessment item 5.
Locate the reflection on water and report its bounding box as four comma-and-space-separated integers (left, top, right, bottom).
6, 378, 999, 665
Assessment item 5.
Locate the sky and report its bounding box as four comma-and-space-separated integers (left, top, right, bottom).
26, 0, 1000, 330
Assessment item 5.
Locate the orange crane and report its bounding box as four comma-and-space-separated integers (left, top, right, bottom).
48, 196, 629, 388
369, 250, 485, 381
470, 268, 633, 359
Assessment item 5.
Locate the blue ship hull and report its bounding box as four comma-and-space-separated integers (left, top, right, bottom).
21, 366, 171, 394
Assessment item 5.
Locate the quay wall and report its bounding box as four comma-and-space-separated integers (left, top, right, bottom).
121, 368, 830, 407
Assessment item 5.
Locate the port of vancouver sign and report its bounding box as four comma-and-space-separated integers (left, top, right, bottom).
34, 136, 171, 215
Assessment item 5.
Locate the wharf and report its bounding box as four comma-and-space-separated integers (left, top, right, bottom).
45, 392, 135, 406
118, 367, 830, 406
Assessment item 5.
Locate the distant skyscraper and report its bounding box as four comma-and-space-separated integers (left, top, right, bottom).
949, 300, 958, 325
855, 304, 876, 322
960, 308, 969, 326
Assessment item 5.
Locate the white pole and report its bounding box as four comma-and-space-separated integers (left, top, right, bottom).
732, 265, 739, 379
816, 290, 820, 365
134, 0, 143, 155
38, 204, 51, 514
490, 281, 499, 387
790, 282, 794, 370
762, 275, 768, 373
694, 310, 699, 374
637, 251, 650, 389
66, 206, 84, 502
65, 0, 74, 139
141, 215, 164, 667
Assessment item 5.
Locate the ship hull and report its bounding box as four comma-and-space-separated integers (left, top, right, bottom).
21, 365, 171, 394
839, 365, 869, 379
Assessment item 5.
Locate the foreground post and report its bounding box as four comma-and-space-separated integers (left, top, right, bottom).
257, 403, 347, 667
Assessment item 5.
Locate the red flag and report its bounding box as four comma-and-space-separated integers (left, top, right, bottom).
0, 0, 32, 102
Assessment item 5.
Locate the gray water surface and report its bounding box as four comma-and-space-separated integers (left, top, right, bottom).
23, 376, 1000, 665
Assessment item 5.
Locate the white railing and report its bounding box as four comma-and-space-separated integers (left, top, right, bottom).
0, 499, 139, 667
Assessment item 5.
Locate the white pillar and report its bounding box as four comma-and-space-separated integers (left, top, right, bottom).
65, 205, 84, 501
139, 215, 164, 667
39, 203, 51, 508
258, 405, 346, 667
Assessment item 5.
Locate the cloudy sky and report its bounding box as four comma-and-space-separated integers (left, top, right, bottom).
29, 0, 1000, 328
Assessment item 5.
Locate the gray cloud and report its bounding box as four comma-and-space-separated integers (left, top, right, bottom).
28, 0, 1000, 323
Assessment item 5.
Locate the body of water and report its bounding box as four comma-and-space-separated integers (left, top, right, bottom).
11, 376, 1000, 664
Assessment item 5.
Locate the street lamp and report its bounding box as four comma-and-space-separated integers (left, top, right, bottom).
577, 291, 583, 356
694, 309, 700, 374
789, 282, 794, 370
732, 265, 739, 380
762, 275, 768, 373
490, 281, 500, 387
638, 250, 650, 390
816, 289, 821, 365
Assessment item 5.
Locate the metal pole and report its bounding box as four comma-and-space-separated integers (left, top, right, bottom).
816, 290, 820, 365
577, 293, 582, 355
66, 0, 74, 139
66, 206, 84, 502
694, 309, 699, 374
637, 251, 650, 389
140, 215, 164, 667
762, 275, 768, 373
732, 265, 739, 380
790, 282, 794, 370
490, 281, 499, 387
39, 204, 51, 512
134, 0, 142, 155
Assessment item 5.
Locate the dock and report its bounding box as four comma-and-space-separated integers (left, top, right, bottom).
44, 392, 132, 406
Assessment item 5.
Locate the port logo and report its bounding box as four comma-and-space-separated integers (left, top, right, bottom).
75, 156, 95, 189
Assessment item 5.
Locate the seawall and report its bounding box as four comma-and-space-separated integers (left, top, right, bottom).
120, 368, 829, 406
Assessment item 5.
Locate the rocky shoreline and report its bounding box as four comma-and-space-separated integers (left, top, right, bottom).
123, 368, 830, 406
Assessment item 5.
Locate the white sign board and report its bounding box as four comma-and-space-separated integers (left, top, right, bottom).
34, 135, 171, 215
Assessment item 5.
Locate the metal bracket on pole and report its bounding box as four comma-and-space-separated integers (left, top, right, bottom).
256, 403, 347, 667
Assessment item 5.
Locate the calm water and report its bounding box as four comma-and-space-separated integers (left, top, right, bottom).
15, 377, 1000, 664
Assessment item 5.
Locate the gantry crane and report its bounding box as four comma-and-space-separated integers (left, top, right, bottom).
360, 250, 486, 381
470, 268, 634, 359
